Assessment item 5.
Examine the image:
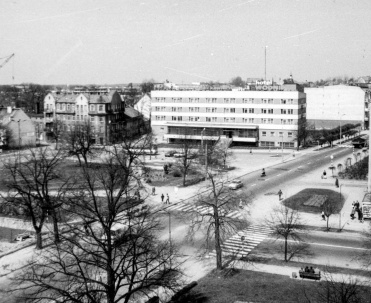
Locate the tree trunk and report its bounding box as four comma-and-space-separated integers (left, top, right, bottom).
182, 168, 187, 186
35, 229, 43, 250
51, 209, 60, 243
326, 216, 329, 231
214, 213, 223, 269
284, 237, 288, 262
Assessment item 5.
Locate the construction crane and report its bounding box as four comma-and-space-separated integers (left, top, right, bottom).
0, 53, 15, 70
0, 53, 15, 83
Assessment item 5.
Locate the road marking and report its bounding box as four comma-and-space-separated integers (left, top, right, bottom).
307, 162, 311, 164
277, 174, 281, 176
251, 184, 256, 187
298, 166, 302, 168
265, 178, 269, 181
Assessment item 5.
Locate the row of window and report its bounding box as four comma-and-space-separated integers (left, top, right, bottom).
53, 103, 106, 112
155, 107, 297, 114
154, 97, 297, 104
260, 141, 295, 147
262, 131, 293, 137
56, 114, 105, 123
156, 115, 296, 124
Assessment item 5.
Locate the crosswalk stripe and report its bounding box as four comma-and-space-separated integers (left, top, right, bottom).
163, 202, 244, 219
207, 224, 272, 258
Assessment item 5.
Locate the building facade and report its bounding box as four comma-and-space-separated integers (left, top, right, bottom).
43, 91, 127, 145
305, 85, 366, 129
151, 84, 306, 148
0, 106, 36, 147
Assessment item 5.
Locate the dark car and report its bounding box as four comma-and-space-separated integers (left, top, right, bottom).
165, 150, 177, 157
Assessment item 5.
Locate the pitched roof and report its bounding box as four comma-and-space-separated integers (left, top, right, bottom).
124, 107, 141, 118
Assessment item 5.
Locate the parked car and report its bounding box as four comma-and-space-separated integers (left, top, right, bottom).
173, 152, 186, 158
228, 180, 243, 190
15, 233, 31, 241
165, 150, 177, 157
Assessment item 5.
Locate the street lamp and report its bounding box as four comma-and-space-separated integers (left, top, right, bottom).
339, 184, 343, 230
339, 114, 346, 145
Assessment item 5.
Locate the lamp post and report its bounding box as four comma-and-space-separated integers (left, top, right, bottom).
339, 114, 346, 145
339, 184, 343, 230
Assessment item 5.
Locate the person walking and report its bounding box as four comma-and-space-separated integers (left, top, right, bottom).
166, 194, 170, 204
321, 211, 326, 220
152, 187, 156, 195
322, 170, 327, 179
239, 199, 243, 209
335, 178, 339, 188
161, 193, 164, 203
278, 189, 283, 201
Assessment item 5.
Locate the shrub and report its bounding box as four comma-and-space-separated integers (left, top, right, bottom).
173, 170, 182, 177
339, 156, 368, 180
184, 176, 205, 186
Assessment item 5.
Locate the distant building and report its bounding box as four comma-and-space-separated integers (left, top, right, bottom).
0, 106, 36, 147
151, 82, 306, 148
305, 85, 367, 129
43, 91, 144, 144
134, 94, 151, 120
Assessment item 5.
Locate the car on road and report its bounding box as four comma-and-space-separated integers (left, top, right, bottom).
165, 150, 177, 157
228, 180, 243, 190
15, 233, 32, 241
173, 152, 186, 158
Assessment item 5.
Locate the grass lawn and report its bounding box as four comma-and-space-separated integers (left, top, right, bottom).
283, 188, 345, 214
188, 266, 371, 303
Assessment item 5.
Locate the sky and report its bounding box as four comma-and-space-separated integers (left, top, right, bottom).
0, 0, 370, 85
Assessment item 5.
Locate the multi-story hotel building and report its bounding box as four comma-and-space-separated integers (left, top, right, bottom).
151, 83, 306, 148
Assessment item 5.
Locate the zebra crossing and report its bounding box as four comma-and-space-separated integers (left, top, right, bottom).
208, 225, 272, 258
163, 202, 244, 220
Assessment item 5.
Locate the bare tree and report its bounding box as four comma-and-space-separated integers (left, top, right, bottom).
323, 198, 337, 231
64, 121, 96, 166
213, 138, 233, 168
265, 205, 306, 262
52, 118, 65, 150
173, 136, 200, 186
187, 171, 251, 270
304, 269, 367, 303
12, 140, 184, 303
2, 147, 69, 248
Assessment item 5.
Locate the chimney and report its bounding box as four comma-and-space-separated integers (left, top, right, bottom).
7, 106, 12, 114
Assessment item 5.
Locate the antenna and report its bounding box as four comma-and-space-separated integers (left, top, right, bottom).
264, 46, 268, 81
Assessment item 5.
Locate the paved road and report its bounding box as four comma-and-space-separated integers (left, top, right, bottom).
255, 229, 368, 270
236, 146, 357, 197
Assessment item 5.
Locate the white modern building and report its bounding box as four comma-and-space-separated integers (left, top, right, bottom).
151, 83, 306, 148
305, 85, 367, 129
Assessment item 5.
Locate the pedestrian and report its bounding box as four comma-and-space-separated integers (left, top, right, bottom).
278, 189, 283, 200
335, 178, 339, 188
358, 208, 363, 221
239, 199, 243, 209
322, 170, 327, 179
250, 149, 252, 155
350, 207, 355, 220
161, 193, 164, 203
355, 200, 360, 210
321, 211, 326, 220
166, 193, 170, 204
152, 187, 156, 195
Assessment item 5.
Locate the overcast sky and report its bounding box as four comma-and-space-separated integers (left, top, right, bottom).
1, 0, 370, 85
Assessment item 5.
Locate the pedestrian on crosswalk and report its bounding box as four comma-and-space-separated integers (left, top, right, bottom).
161, 193, 164, 203
166, 194, 170, 204
278, 189, 283, 201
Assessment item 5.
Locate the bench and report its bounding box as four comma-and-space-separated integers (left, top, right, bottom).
299, 270, 321, 280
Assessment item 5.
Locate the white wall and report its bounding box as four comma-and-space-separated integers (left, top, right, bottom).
305, 85, 365, 122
